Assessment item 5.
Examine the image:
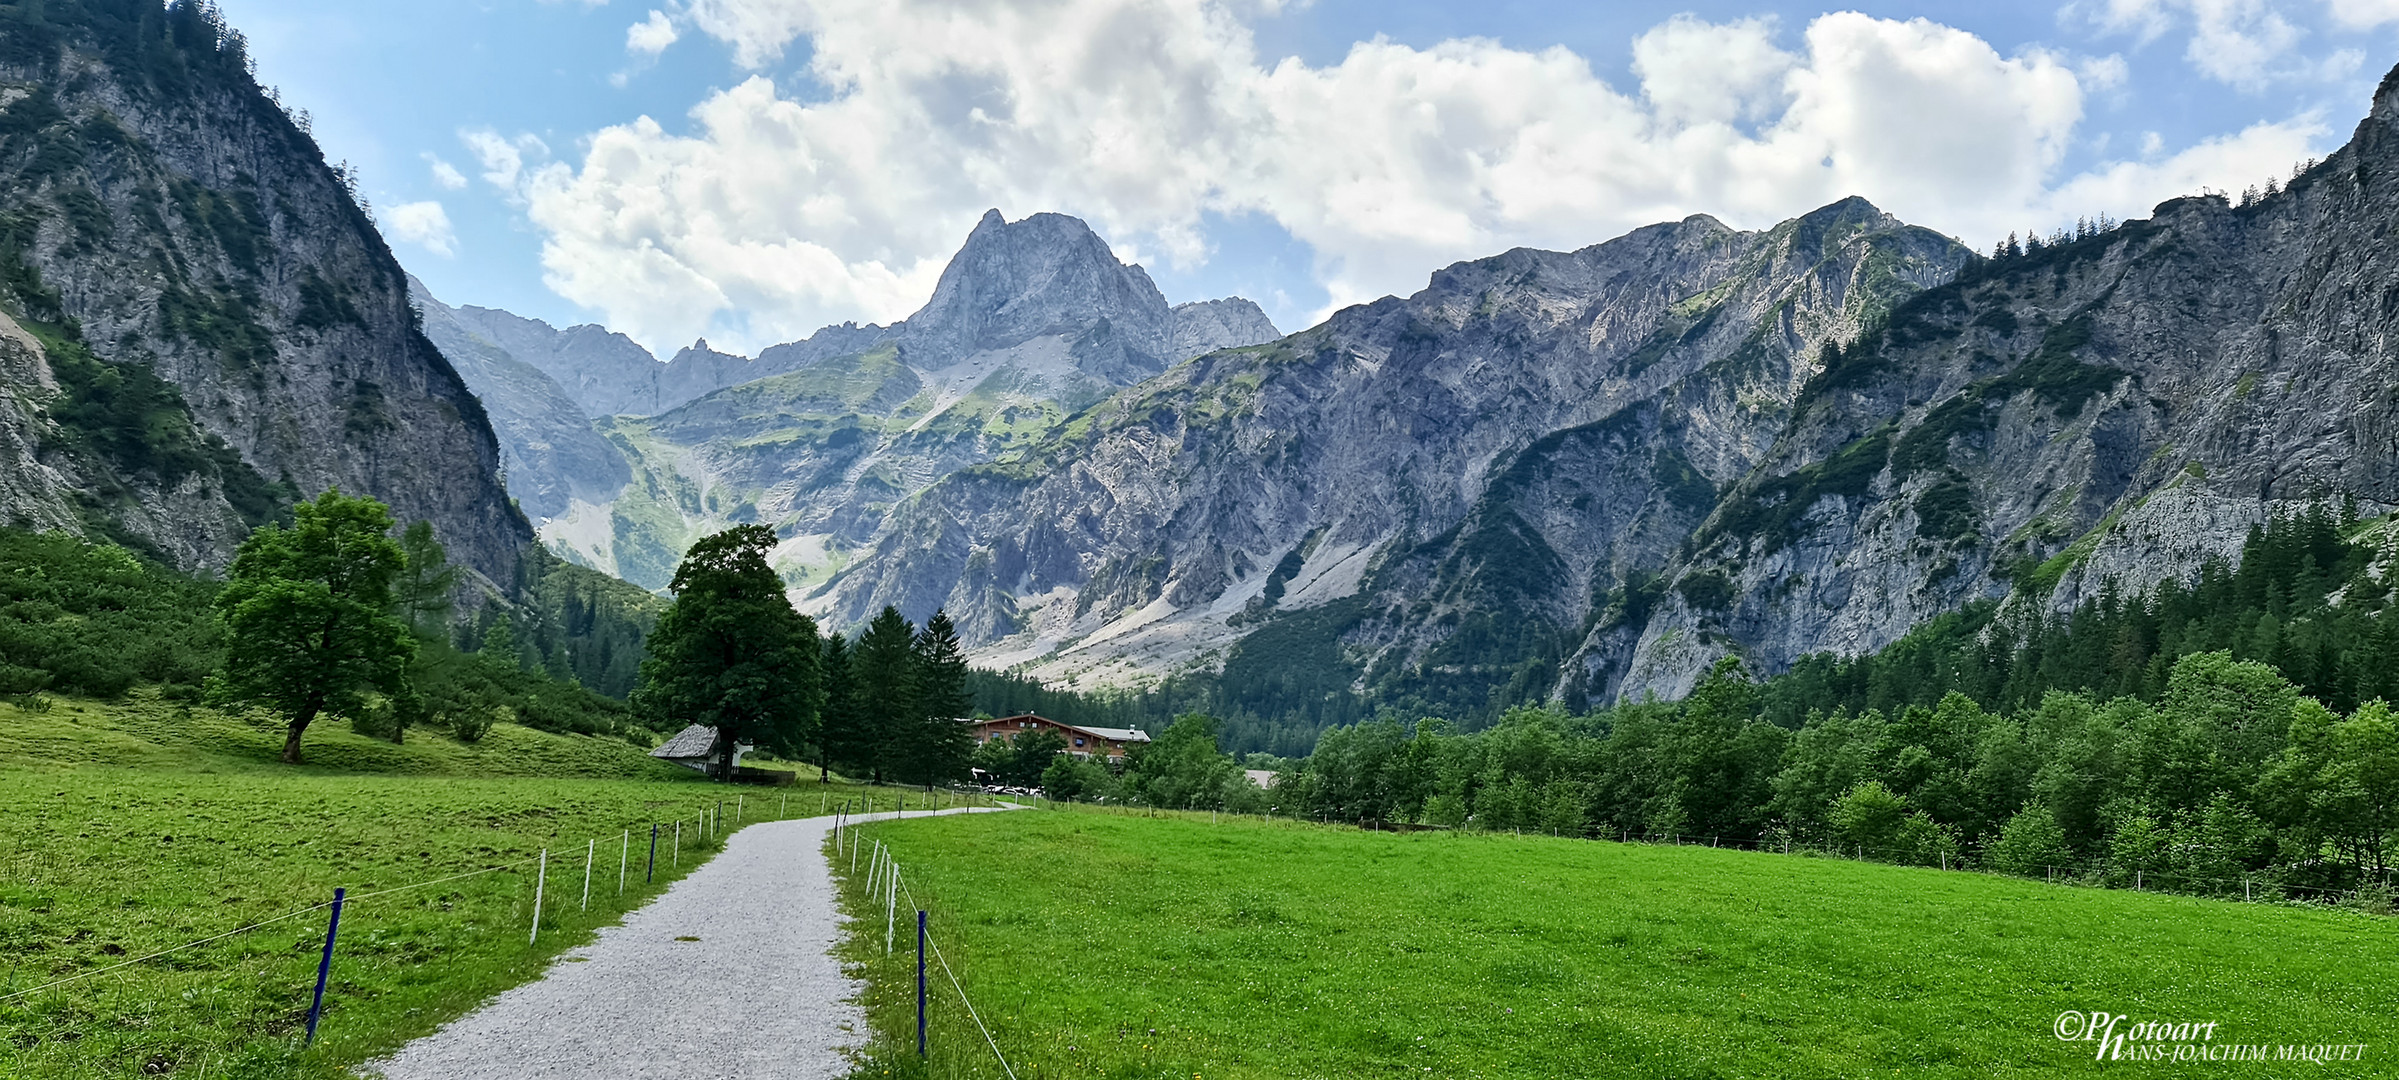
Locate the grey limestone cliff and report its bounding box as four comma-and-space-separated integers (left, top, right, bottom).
0, 7, 529, 582
484, 210, 1280, 589
411, 279, 630, 524
817, 198, 1970, 710
1589, 65, 2399, 704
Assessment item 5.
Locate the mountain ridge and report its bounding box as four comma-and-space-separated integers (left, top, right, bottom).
0, 1, 529, 586
417, 210, 1283, 591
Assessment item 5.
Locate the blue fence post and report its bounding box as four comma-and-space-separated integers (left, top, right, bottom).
647, 823, 658, 883
917, 909, 928, 1057
304, 887, 345, 1046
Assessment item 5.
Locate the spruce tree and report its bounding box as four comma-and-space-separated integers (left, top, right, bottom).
819, 632, 862, 782
852, 606, 919, 784
899, 610, 975, 789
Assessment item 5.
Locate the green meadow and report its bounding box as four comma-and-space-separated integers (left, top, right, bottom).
0, 691, 875, 1079
838, 808, 2399, 1079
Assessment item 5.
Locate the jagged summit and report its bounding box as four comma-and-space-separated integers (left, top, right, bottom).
901, 210, 1176, 369
420, 208, 1283, 582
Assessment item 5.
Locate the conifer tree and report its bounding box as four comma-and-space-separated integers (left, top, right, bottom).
819, 632, 863, 782
852, 606, 919, 783
897, 610, 975, 789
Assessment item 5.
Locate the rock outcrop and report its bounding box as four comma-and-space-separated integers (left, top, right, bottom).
0, 5, 529, 584
411, 279, 629, 524
818, 198, 1970, 711
1592, 67, 2399, 703
813, 69, 2399, 722
446, 210, 1282, 589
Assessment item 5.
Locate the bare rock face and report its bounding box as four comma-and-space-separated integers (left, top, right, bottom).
475, 210, 1280, 589
0, 8, 529, 584
904, 210, 1174, 373
437, 302, 666, 419
0, 311, 84, 535
816, 198, 1971, 711
411, 279, 630, 524
1584, 66, 2399, 704
1171, 298, 1281, 361
805, 67, 2399, 720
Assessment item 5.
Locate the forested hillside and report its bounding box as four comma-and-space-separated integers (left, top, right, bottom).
0, 525, 644, 740
1261, 503, 2399, 902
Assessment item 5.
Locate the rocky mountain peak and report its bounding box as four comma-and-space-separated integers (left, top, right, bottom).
901, 210, 1174, 368
1169, 298, 1282, 360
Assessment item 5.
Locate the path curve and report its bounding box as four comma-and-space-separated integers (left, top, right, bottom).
364, 805, 1010, 1080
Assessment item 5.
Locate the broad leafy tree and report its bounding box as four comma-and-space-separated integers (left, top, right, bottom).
633, 525, 821, 778
1126, 713, 1238, 809
214, 489, 415, 763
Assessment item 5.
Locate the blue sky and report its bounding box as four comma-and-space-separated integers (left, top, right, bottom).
216, 0, 2399, 357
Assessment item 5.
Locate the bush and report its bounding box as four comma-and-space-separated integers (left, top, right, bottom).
1828, 781, 1907, 854
1042, 755, 1115, 802
451, 705, 496, 744
1986, 804, 2072, 876
1893, 811, 1961, 867
0, 528, 223, 698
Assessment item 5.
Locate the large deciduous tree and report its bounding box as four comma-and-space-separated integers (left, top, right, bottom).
633, 525, 821, 778
214, 489, 416, 763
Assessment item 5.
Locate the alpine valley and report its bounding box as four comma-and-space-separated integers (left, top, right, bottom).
11, 0, 2399, 745
430, 71, 2399, 734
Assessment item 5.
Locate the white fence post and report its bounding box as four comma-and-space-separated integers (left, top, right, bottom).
530, 849, 548, 945
582, 839, 594, 911
619, 831, 629, 895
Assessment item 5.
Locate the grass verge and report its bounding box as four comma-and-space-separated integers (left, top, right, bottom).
835, 807, 2398, 1079
0, 692, 880, 1078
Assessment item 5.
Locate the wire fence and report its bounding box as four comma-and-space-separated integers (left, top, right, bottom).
840, 819, 1022, 1080
0, 787, 925, 1019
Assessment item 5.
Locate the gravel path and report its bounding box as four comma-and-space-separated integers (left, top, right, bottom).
363, 805, 1011, 1080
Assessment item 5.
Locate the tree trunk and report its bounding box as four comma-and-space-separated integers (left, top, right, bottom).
282, 704, 319, 763
717, 731, 737, 781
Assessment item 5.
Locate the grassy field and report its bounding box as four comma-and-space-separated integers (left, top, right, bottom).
837, 808, 2399, 1079
0, 691, 888, 1079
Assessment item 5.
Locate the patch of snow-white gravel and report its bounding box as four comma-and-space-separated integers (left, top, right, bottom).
362, 805, 1011, 1080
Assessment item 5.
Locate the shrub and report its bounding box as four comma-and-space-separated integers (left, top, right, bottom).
1828, 781, 1907, 853
1986, 804, 2072, 876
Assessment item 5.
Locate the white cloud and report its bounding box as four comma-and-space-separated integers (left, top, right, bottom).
385, 200, 458, 257
461, 128, 549, 193
1631, 15, 1794, 128
2327, 0, 2399, 27
425, 154, 468, 190
2042, 115, 2325, 211
512, 2, 2333, 355
2079, 53, 2132, 90
627, 10, 679, 56
2078, 0, 2306, 89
